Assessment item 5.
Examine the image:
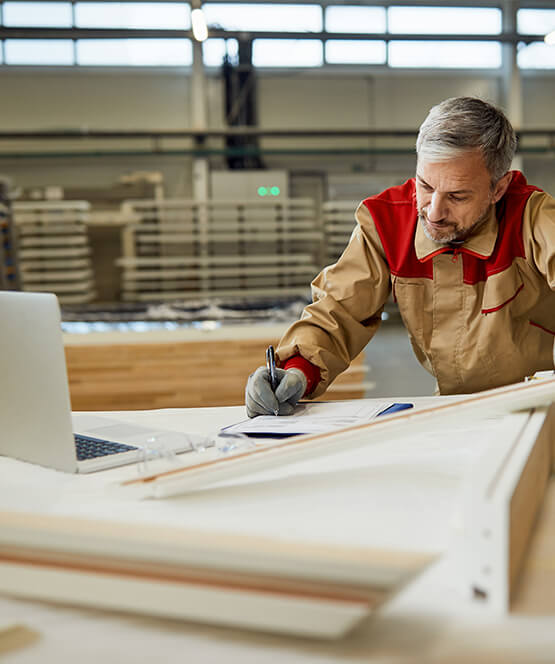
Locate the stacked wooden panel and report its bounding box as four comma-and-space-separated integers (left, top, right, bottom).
65, 334, 367, 411
13, 201, 96, 304
117, 198, 322, 301
322, 201, 358, 264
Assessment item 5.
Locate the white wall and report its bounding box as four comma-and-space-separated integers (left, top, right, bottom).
1, 68, 193, 130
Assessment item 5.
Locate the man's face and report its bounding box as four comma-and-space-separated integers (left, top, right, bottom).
415, 149, 510, 244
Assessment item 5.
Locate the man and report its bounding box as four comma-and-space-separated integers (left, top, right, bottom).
246, 96, 555, 417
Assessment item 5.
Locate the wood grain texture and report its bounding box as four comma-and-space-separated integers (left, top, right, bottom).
65, 339, 366, 410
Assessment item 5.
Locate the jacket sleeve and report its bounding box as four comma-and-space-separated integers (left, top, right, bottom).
522, 190, 555, 368
276, 201, 392, 398
524, 190, 555, 290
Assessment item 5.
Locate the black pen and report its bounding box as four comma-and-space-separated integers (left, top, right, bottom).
265, 345, 279, 416
266, 345, 278, 391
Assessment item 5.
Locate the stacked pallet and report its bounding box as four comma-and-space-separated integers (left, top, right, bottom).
117, 198, 322, 301
13, 201, 96, 304
322, 201, 358, 264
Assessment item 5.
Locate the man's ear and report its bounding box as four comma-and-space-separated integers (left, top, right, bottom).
492, 172, 512, 203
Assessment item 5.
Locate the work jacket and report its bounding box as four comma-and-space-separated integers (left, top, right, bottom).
277, 171, 555, 396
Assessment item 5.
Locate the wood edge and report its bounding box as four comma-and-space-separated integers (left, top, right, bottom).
508, 405, 555, 605
121, 377, 555, 487
0, 510, 434, 583
0, 546, 382, 608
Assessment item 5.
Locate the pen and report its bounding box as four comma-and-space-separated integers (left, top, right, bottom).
265, 345, 279, 416
266, 345, 278, 392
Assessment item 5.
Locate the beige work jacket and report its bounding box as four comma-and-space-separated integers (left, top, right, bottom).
277, 181, 555, 397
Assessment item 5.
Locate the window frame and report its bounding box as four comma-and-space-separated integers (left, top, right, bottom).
0, 1, 552, 72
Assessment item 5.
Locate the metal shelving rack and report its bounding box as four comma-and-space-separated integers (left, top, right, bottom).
0, 178, 21, 291
13, 201, 96, 304
322, 201, 358, 264
117, 198, 322, 302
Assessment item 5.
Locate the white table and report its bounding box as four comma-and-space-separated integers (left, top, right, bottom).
1, 398, 555, 662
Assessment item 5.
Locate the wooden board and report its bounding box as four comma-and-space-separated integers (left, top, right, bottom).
508, 406, 554, 602
0, 511, 433, 639
460, 404, 555, 612
119, 376, 555, 500
512, 475, 555, 613
65, 338, 367, 410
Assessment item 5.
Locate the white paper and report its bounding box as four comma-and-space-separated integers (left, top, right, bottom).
222, 400, 394, 436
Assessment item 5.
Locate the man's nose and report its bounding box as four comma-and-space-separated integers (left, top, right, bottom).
427, 192, 447, 221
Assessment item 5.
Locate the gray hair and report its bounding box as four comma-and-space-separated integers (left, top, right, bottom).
416, 97, 517, 183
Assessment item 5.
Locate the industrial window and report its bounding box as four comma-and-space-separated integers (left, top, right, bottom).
389, 41, 502, 69
517, 9, 555, 35
0, 2, 553, 71
76, 39, 192, 66
203, 38, 238, 67
325, 6, 386, 34
4, 38, 74, 64
325, 40, 386, 65
516, 9, 555, 69
253, 39, 323, 67
2, 1, 72, 27
74, 2, 191, 30
518, 43, 555, 69
202, 3, 323, 33
388, 6, 502, 35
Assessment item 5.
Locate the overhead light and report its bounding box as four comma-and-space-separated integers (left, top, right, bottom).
192, 8, 208, 42
545, 31, 555, 46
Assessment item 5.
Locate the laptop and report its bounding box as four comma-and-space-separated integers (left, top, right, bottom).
0, 291, 197, 473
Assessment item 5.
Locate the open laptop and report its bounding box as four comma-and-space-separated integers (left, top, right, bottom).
0, 291, 197, 473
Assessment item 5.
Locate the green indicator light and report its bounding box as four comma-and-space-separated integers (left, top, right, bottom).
270, 186, 281, 196
257, 186, 268, 197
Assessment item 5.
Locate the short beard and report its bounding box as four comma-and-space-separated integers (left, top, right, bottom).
418, 204, 492, 245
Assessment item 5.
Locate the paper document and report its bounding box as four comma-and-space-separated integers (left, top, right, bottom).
223, 400, 412, 437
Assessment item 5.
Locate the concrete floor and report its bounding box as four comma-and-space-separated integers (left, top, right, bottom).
363, 323, 437, 398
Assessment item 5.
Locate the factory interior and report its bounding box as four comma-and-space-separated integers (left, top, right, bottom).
2, 1, 555, 660
3, 0, 554, 410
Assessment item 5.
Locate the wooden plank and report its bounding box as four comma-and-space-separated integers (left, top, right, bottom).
0, 510, 433, 639
511, 472, 555, 613
65, 339, 367, 410
461, 405, 554, 612
119, 377, 555, 499
508, 405, 554, 601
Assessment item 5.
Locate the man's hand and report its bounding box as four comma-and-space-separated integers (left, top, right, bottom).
245, 367, 307, 418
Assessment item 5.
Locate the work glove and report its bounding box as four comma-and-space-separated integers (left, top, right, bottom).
245, 367, 307, 418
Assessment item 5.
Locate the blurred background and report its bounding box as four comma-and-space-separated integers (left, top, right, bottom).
1, 0, 553, 409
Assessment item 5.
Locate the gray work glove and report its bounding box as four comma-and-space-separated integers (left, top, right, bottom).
245, 366, 307, 418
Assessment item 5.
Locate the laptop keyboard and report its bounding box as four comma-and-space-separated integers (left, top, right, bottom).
74, 434, 138, 461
